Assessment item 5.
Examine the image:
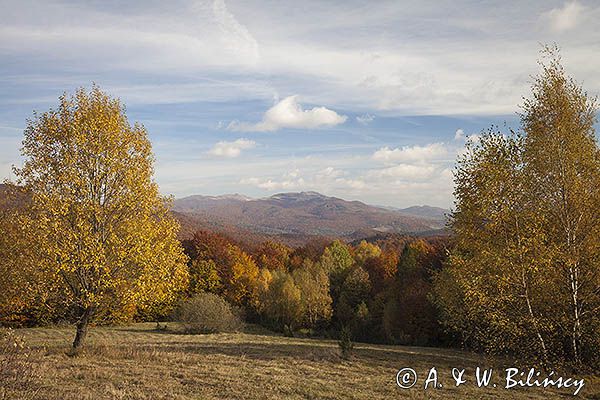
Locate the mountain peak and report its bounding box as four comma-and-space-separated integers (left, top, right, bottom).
213, 193, 253, 201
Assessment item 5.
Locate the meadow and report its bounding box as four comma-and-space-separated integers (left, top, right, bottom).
5, 323, 597, 399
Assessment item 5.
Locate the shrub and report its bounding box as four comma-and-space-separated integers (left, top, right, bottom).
338, 326, 354, 360
176, 293, 242, 334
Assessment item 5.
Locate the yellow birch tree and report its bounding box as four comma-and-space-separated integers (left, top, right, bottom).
14, 86, 188, 351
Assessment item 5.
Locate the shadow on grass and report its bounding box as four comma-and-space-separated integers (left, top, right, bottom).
116, 322, 282, 338
109, 322, 486, 367
88, 336, 485, 370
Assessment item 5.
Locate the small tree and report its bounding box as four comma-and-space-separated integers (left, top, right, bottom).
261, 270, 302, 334
320, 240, 354, 274
353, 240, 381, 265
338, 325, 354, 360
254, 240, 292, 271
335, 266, 371, 333
14, 86, 189, 351
292, 261, 332, 328
0, 329, 41, 400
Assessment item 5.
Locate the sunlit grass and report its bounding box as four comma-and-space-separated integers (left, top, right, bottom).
5, 323, 596, 399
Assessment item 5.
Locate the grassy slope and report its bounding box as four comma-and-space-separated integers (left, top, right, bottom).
9, 323, 598, 399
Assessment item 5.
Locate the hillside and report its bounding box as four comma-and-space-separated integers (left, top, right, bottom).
173, 191, 448, 241
9, 323, 586, 400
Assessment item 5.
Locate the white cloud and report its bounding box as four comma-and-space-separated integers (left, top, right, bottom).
211, 0, 259, 63
7, 1, 600, 209
228, 95, 347, 132
335, 177, 367, 190
454, 129, 465, 141
356, 114, 375, 125
0, 1, 261, 73
372, 143, 448, 164
208, 138, 256, 158
159, 145, 456, 207
240, 169, 306, 190
542, 1, 585, 32
4, 1, 600, 116
316, 166, 344, 179
367, 163, 436, 180
240, 166, 367, 193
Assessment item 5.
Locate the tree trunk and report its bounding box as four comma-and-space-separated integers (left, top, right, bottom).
569, 265, 582, 366
522, 271, 549, 366
72, 306, 94, 351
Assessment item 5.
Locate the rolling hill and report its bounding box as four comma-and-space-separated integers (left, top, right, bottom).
172, 191, 448, 242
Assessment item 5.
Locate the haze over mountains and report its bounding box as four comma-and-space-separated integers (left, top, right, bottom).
173, 191, 449, 244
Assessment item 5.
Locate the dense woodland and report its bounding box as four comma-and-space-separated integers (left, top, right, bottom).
180, 232, 448, 346
0, 47, 599, 372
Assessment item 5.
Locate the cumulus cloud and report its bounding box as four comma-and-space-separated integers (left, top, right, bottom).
240, 169, 306, 190
316, 167, 344, 179
367, 163, 436, 180
543, 1, 584, 32
336, 178, 367, 189
362, 139, 461, 203
356, 114, 375, 125
454, 129, 465, 141
372, 143, 448, 164
237, 151, 451, 203
240, 166, 368, 193
228, 95, 347, 132
208, 138, 256, 158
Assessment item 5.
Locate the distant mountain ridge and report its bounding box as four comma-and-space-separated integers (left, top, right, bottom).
0, 186, 450, 245
172, 191, 449, 241
386, 205, 449, 221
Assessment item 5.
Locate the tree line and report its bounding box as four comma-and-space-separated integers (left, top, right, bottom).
181, 232, 447, 345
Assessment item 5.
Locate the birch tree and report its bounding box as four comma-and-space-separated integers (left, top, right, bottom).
14, 86, 188, 351
521, 46, 600, 366
435, 47, 600, 368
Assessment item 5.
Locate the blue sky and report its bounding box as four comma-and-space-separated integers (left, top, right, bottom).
1, 0, 599, 208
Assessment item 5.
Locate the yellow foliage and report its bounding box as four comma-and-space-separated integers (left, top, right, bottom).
12, 86, 189, 331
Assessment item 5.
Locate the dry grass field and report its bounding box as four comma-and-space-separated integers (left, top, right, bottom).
3, 323, 598, 399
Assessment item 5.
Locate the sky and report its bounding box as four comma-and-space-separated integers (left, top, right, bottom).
1, 0, 599, 208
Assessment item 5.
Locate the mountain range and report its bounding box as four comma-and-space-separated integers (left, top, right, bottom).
0, 184, 450, 246
172, 191, 449, 244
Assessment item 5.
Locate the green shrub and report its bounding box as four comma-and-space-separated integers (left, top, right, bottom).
338, 326, 354, 360
176, 293, 242, 334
